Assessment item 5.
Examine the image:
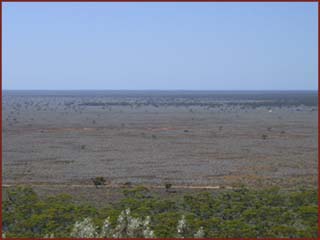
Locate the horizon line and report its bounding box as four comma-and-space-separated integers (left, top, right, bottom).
2, 89, 318, 91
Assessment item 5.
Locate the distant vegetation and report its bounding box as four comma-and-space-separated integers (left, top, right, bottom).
2, 186, 318, 238
75, 91, 318, 109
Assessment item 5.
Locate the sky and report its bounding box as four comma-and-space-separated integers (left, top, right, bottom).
3, 2, 318, 90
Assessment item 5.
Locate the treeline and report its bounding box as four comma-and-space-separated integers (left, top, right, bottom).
2, 186, 318, 238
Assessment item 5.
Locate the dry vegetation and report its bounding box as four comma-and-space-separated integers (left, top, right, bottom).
2, 90, 318, 237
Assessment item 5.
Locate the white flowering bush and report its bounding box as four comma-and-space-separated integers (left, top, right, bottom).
176, 215, 188, 238
64, 209, 202, 238
174, 215, 205, 238
43, 233, 55, 238
98, 217, 112, 237
112, 208, 151, 238
142, 216, 155, 238
194, 226, 205, 238
70, 217, 98, 238
68, 209, 156, 238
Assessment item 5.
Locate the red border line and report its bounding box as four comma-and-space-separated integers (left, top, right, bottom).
318, 1, 320, 239
1, 0, 319, 3
0, 0, 3, 238
0, 1, 318, 240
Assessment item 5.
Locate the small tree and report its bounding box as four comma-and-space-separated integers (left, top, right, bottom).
91, 177, 106, 189
165, 183, 172, 192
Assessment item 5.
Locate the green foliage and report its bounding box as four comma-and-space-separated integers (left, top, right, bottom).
3, 188, 97, 237
122, 186, 151, 199
2, 186, 318, 238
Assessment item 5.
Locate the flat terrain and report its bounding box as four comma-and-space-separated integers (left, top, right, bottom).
2, 91, 318, 202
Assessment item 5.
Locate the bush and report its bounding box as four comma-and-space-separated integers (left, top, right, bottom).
2, 186, 318, 238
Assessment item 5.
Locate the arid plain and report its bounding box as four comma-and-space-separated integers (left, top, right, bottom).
3, 91, 317, 204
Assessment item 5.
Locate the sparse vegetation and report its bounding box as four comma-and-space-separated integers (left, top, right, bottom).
3, 91, 317, 238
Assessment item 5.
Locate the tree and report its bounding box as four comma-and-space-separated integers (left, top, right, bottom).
91, 177, 106, 188
165, 183, 172, 192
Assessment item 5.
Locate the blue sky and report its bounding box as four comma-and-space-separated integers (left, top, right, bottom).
3, 2, 318, 90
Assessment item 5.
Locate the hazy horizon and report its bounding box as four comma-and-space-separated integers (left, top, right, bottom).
2, 89, 318, 92
3, 89, 317, 92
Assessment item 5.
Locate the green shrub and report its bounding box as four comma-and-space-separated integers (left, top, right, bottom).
2, 186, 318, 238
